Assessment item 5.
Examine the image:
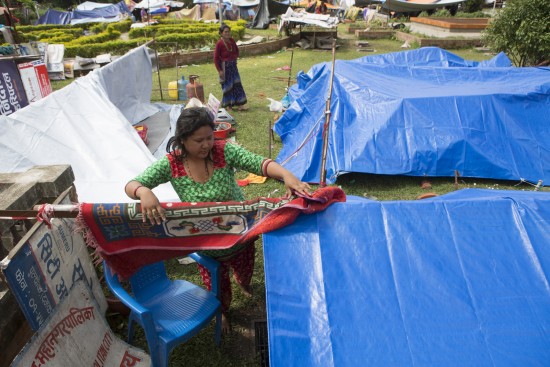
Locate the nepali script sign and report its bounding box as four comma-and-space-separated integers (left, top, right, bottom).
1, 191, 107, 331
11, 280, 151, 367
17, 60, 52, 103
0, 59, 29, 116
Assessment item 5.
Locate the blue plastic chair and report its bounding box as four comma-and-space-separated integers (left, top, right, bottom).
103, 253, 221, 367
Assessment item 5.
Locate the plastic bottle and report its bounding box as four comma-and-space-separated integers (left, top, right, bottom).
186, 75, 205, 103
178, 75, 189, 101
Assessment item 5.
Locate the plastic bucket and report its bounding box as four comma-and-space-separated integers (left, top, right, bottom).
214, 122, 231, 139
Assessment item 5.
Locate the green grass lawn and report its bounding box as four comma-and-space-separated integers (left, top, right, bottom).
54, 34, 546, 366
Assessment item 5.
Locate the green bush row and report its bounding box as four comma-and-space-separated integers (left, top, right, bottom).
17, 24, 82, 32
64, 38, 148, 58
155, 31, 218, 48
18, 22, 104, 32
72, 29, 122, 45
128, 24, 219, 39
37, 34, 76, 43
455, 11, 487, 18
89, 19, 132, 34
418, 10, 487, 18
16, 18, 246, 58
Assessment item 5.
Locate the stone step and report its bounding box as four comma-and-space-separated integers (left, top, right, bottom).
355, 41, 370, 47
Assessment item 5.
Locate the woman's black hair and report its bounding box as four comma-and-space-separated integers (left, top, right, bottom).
167, 107, 215, 156
219, 23, 230, 35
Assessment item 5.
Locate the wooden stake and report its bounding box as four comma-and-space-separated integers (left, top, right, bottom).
319, 38, 337, 187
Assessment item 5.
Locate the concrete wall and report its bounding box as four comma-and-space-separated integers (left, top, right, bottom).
157, 34, 301, 68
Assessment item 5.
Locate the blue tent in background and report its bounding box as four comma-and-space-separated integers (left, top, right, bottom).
274, 47, 550, 185
36, 1, 130, 25
263, 189, 550, 366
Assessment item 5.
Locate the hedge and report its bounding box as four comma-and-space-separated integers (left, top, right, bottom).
15, 18, 248, 58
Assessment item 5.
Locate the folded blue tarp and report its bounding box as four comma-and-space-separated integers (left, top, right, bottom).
35, 9, 72, 25
275, 47, 550, 185
263, 189, 550, 367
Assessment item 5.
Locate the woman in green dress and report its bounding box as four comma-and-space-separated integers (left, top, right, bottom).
125, 104, 311, 332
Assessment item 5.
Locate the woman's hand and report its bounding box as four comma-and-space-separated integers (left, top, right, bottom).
139, 189, 166, 225
282, 173, 312, 199
125, 181, 166, 225
266, 162, 313, 198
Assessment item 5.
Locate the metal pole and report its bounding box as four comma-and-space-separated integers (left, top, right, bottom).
319, 38, 337, 187
268, 119, 272, 159
154, 46, 163, 101
218, 0, 223, 23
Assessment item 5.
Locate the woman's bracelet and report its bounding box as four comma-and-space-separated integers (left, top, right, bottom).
133, 185, 144, 200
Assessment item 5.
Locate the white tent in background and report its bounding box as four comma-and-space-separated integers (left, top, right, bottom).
134, 0, 185, 9
0, 46, 179, 203
76, 1, 115, 10
166, 4, 202, 20
232, 0, 260, 6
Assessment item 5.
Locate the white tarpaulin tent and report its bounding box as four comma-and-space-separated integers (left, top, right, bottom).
76, 1, 115, 10
0, 45, 179, 203
134, 0, 185, 9
280, 7, 339, 28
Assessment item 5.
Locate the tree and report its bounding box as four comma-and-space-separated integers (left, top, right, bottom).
482, 0, 550, 66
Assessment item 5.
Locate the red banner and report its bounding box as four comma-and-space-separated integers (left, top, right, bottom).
18, 60, 52, 103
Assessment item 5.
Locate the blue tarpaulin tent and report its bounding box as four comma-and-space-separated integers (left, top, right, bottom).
263, 189, 550, 366
274, 47, 550, 185
36, 1, 130, 25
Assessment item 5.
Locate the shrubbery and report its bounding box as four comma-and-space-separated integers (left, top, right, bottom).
461, 0, 485, 13
432, 9, 452, 17
454, 11, 486, 18
482, 0, 549, 66
11, 18, 247, 58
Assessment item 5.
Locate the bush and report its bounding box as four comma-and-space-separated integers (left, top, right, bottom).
482, 0, 550, 66
64, 38, 148, 58
455, 11, 486, 18
432, 9, 452, 17
461, 0, 484, 13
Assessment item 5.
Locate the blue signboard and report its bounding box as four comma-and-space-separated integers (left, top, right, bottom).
0, 59, 29, 116
1, 196, 107, 330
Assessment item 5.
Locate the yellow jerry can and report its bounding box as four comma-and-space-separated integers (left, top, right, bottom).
168, 81, 178, 100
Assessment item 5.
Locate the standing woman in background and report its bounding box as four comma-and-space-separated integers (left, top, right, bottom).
213, 24, 249, 111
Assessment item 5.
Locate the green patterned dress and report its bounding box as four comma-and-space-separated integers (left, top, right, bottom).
133, 140, 272, 259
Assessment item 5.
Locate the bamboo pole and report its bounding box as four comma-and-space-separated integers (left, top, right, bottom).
287, 49, 294, 90
0, 205, 79, 220
319, 38, 337, 187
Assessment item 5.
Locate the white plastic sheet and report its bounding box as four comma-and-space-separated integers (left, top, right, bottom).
0, 45, 178, 202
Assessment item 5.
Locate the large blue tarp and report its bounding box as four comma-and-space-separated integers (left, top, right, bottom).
263, 189, 550, 367
36, 1, 130, 25
274, 47, 550, 185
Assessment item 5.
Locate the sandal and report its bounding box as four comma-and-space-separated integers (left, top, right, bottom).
238, 106, 249, 111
